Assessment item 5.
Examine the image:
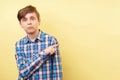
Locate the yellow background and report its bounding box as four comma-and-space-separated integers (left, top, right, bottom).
0, 0, 120, 80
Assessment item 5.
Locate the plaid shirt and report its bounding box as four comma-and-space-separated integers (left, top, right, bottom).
15, 30, 62, 80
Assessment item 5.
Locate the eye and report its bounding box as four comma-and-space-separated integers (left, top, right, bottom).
21, 18, 27, 22
30, 16, 35, 20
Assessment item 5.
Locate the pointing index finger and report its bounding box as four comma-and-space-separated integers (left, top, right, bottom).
53, 44, 59, 48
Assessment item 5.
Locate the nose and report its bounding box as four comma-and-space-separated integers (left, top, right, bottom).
27, 19, 32, 25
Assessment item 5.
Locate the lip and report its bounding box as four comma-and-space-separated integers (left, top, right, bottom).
27, 26, 33, 29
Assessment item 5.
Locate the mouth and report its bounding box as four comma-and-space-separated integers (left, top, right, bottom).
27, 26, 33, 29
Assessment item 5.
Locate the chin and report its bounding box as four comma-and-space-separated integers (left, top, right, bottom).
26, 30, 35, 34
28, 32, 34, 34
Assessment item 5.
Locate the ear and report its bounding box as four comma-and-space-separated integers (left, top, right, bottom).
19, 21, 21, 25
38, 21, 40, 25
19, 21, 23, 28
38, 19, 40, 25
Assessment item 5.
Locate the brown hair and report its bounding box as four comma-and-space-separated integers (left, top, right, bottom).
17, 5, 40, 21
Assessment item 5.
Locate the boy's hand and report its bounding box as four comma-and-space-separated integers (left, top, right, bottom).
44, 44, 58, 55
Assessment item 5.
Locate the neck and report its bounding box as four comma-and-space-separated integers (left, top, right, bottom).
27, 29, 39, 42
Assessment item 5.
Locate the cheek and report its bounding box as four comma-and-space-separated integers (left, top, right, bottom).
33, 22, 40, 27
36, 21, 40, 26
20, 23, 27, 29
21, 21, 27, 26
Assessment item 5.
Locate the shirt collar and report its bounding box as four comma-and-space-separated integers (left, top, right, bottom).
23, 30, 45, 44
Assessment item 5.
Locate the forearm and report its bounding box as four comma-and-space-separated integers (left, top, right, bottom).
16, 51, 49, 79
52, 51, 62, 80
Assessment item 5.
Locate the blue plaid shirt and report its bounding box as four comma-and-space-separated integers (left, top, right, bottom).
15, 30, 62, 80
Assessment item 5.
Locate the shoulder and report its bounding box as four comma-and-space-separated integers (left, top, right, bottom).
15, 36, 27, 47
41, 31, 58, 44
41, 31, 58, 41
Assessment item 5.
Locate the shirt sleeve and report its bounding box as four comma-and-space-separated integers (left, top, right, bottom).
51, 38, 63, 80
15, 42, 49, 80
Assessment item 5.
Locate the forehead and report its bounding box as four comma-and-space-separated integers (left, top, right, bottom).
24, 12, 37, 18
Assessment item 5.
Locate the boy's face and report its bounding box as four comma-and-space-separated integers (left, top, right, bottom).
20, 12, 40, 34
